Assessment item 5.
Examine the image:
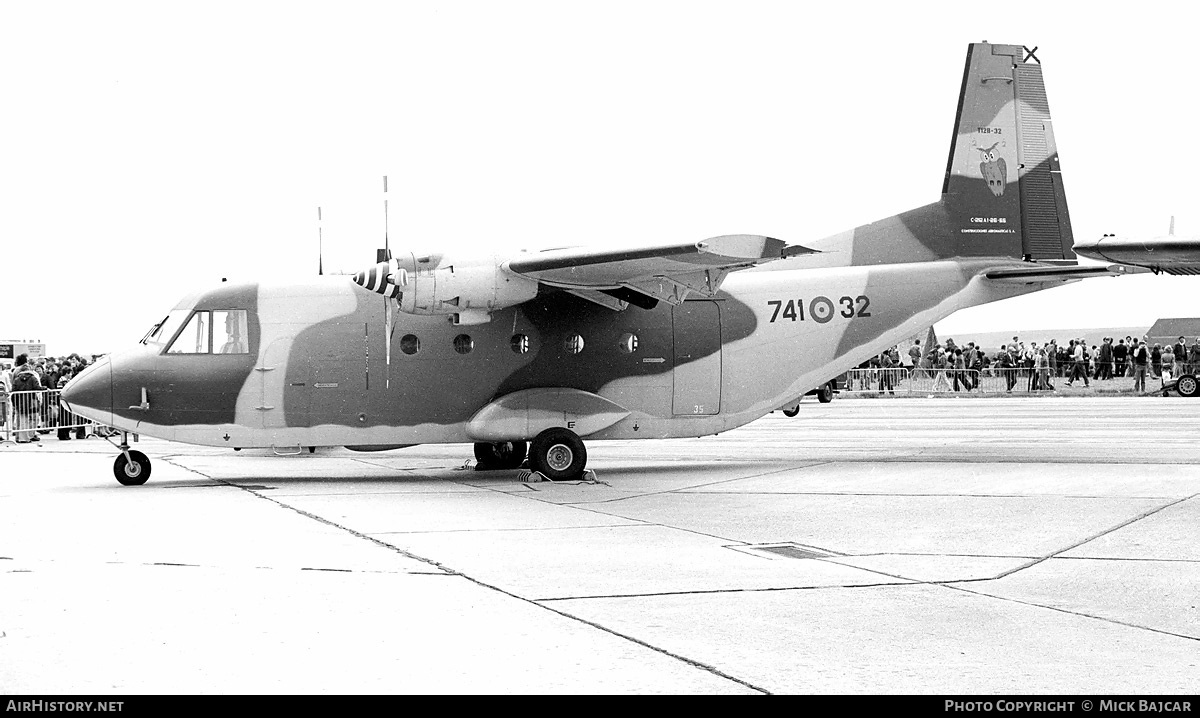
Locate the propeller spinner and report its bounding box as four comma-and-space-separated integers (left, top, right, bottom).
353, 260, 406, 299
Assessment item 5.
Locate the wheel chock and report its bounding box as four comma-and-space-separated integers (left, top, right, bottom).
518, 469, 547, 483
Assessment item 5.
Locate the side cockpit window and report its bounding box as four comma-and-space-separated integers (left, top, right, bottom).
214, 310, 248, 354
166, 310, 248, 355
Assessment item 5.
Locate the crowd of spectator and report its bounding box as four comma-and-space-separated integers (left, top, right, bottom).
857, 334, 1200, 394
0, 352, 97, 443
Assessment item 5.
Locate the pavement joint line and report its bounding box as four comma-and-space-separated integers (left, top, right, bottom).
366, 523, 651, 536
535, 579, 922, 602
167, 463, 464, 576
989, 492, 1200, 581
545, 462, 826, 507
1053, 555, 1200, 564
669, 490, 1190, 499
940, 582, 1200, 644
163, 458, 770, 691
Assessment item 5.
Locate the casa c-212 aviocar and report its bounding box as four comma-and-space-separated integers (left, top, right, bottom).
63, 41, 1129, 485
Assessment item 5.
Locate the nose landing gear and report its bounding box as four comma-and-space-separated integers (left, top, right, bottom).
103, 431, 151, 486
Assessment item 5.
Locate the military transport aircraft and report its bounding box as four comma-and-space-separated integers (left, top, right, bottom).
63, 41, 1135, 485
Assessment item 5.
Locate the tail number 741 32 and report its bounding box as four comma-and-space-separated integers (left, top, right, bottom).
767, 295, 871, 324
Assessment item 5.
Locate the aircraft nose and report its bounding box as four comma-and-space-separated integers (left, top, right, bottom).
61, 358, 114, 425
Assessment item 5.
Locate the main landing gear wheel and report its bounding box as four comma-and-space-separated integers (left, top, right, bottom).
782, 405, 800, 417
817, 382, 835, 403
473, 440, 528, 470
114, 450, 151, 486
1178, 374, 1199, 398
528, 428, 587, 481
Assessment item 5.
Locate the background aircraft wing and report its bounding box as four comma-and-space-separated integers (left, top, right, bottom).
1074, 235, 1200, 276
505, 234, 815, 309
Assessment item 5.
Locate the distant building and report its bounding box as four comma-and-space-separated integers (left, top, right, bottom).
1146, 318, 1200, 347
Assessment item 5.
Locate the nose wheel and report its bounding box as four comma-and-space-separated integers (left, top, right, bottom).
113, 450, 152, 486
102, 431, 152, 485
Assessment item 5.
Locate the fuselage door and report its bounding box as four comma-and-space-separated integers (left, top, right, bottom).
672, 301, 721, 415
258, 338, 294, 429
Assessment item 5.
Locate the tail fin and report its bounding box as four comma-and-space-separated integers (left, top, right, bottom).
942, 42, 1075, 262
823, 43, 1075, 266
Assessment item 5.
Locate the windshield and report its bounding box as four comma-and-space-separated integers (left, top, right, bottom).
143, 309, 191, 347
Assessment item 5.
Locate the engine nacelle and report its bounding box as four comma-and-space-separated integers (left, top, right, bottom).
353, 252, 539, 323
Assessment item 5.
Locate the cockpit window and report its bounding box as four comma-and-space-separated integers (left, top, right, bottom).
144, 310, 191, 347
168, 311, 210, 354
166, 310, 249, 354
214, 310, 249, 354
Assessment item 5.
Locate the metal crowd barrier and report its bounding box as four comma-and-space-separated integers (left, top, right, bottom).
2, 389, 113, 444
842, 368, 986, 394
840, 366, 1181, 395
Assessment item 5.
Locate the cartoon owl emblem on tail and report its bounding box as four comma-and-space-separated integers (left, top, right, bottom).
977, 141, 1007, 197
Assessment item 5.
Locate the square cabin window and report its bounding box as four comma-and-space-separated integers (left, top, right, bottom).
167, 311, 210, 354
214, 310, 249, 354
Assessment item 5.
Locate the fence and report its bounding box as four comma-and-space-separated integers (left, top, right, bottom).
837, 367, 1180, 395
2, 389, 113, 444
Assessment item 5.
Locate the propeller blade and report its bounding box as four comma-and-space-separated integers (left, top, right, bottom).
385, 296, 394, 390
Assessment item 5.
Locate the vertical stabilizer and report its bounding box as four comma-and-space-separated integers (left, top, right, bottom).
817, 43, 1077, 268
942, 43, 1075, 262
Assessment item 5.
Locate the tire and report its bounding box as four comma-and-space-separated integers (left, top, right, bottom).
817, 382, 835, 403
782, 405, 800, 417
1178, 374, 1199, 398
528, 428, 586, 481
473, 440, 528, 470
114, 450, 151, 486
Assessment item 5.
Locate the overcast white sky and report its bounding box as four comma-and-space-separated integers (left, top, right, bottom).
3, 1, 1197, 355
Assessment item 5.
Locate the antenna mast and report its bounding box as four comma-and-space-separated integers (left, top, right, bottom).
317, 206, 324, 275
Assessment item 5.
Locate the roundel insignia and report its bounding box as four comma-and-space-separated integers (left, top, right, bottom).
809, 296, 834, 324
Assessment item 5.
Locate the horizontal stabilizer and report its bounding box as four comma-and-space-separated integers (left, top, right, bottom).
984, 263, 1147, 284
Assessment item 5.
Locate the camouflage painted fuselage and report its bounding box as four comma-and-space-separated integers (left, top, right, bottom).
67, 256, 1041, 450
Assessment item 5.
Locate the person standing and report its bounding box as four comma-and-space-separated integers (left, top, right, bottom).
0, 364, 10, 432
1036, 347, 1050, 391
1189, 338, 1200, 376
1067, 338, 1090, 387
880, 351, 896, 394
1113, 339, 1128, 378
10, 354, 43, 444
1162, 345, 1176, 386
1132, 339, 1149, 393
1098, 338, 1114, 380
951, 348, 967, 392
999, 345, 1016, 392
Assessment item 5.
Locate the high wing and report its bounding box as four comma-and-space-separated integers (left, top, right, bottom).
505, 234, 816, 310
